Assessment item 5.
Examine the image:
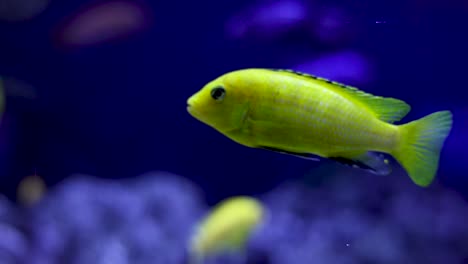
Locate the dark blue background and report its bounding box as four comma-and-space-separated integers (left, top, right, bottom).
0, 0, 466, 204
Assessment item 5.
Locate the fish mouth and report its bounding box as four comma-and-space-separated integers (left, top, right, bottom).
186, 103, 197, 116
186, 96, 202, 119
186, 97, 194, 110
186, 97, 193, 111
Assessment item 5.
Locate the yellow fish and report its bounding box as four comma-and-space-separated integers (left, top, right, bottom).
187, 68, 453, 187
188, 196, 265, 264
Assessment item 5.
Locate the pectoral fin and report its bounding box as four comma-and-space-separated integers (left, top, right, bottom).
329, 151, 392, 175
258, 146, 321, 161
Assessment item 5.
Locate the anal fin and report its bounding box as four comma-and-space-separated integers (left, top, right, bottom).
329, 151, 392, 175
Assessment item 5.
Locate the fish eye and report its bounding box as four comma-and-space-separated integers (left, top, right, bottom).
210, 86, 226, 101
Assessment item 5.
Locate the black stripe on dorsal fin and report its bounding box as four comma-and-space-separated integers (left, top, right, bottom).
269, 68, 350, 89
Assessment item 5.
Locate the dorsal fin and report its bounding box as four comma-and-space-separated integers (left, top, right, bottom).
270, 69, 411, 123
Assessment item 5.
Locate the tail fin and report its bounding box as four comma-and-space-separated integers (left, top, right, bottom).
392, 110, 453, 187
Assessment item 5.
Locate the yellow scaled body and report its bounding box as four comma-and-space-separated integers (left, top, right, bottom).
187, 68, 453, 187
188, 196, 265, 264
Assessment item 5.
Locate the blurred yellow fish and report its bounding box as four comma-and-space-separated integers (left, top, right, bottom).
188, 196, 265, 264
187, 68, 453, 187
